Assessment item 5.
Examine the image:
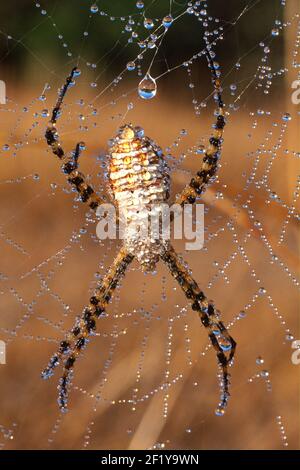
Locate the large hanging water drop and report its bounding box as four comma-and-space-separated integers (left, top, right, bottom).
138, 73, 157, 100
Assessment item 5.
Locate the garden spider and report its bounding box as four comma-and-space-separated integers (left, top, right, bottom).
42, 50, 236, 416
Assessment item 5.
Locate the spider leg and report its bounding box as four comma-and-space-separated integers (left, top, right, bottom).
160, 245, 236, 415
174, 48, 226, 207
45, 67, 104, 212
42, 247, 134, 412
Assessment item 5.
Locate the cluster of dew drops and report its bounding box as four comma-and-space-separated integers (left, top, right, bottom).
89, 0, 214, 101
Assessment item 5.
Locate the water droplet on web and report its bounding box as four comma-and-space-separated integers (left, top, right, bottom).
260, 370, 269, 378
144, 18, 154, 30
90, 4, 98, 14
162, 15, 173, 28
238, 310, 247, 318
134, 126, 144, 138
256, 356, 264, 365
217, 335, 232, 351
215, 407, 225, 417
285, 333, 294, 341
138, 73, 157, 100
136, 1, 144, 9
2, 144, 10, 151
73, 68, 81, 77
127, 61, 135, 71
282, 112, 291, 122
271, 28, 280, 36
269, 191, 278, 200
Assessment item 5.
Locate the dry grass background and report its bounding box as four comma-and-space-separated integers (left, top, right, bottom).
0, 76, 299, 450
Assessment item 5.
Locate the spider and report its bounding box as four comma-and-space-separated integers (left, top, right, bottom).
42, 50, 236, 416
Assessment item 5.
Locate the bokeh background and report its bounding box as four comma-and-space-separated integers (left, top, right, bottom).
0, 0, 299, 450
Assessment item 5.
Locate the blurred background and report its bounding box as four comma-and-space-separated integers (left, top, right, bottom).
0, 0, 299, 450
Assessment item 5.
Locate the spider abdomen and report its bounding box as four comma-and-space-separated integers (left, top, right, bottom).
108, 125, 170, 271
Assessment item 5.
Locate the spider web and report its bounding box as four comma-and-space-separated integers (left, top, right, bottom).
0, 0, 299, 450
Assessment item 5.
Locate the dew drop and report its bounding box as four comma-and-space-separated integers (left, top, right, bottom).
238, 310, 247, 319
138, 73, 157, 100
271, 28, 280, 36
269, 191, 278, 200
285, 333, 294, 341
144, 18, 154, 29
2, 144, 10, 151
282, 112, 291, 122
215, 407, 225, 417
260, 370, 269, 378
90, 4, 98, 14
136, 1, 144, 8
134, 126, 144, 138
162, 15, 173, 28
147, 41, 156, 49
218, 336, 232, 351
73, 68, 81, 77
126, 61, 135, 71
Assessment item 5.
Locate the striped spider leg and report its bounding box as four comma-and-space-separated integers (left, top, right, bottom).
161, 245, 236, 415
45, 67, 104, 211
42, 248, 134, 412
174, 49, 226, 207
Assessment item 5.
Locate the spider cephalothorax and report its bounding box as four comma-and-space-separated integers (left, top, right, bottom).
108, 124, 170, 271
42, 49, 236, 417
